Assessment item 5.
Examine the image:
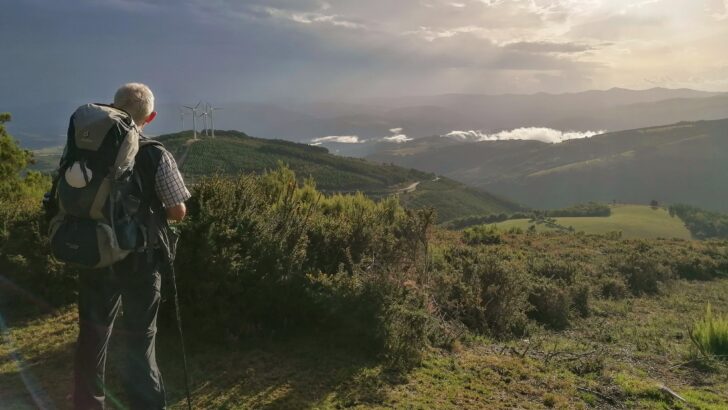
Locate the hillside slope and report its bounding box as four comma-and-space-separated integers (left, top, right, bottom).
370, 118, 728, 211
159, 131, 522, 221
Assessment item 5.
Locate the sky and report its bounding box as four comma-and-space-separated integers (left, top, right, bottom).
2, 0, 728, 105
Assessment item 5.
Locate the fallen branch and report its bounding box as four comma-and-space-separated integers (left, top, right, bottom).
659, 384, 687, 404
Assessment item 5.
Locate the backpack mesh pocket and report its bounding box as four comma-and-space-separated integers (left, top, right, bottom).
50, 216, 130, 268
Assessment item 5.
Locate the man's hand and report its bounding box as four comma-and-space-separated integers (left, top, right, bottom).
166, 203, 187, 221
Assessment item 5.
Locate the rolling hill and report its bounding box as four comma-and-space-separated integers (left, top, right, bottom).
369, 118, 728, 211
31, 130, 522, 222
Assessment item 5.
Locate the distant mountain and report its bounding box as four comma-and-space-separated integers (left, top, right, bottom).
7, 88, 727, 150
368, 118, 728, 211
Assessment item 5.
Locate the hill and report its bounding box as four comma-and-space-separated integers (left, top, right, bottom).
370, 118, 728, 211
32, 131, 520, 222
491, 205, 692, 240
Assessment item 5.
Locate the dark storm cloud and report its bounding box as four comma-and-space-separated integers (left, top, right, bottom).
1, 0, 600, 105
3, 0, 726, 107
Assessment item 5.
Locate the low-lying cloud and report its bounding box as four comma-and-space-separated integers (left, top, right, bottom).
442, 127, 605, 144
311, 135, 364, 144
382, 127, 412, 143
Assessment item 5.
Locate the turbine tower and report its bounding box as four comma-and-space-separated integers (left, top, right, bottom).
199, 107, 209, 137
178, 108, 187, 131
182, 101, 201, 139
209, 103, 223, 138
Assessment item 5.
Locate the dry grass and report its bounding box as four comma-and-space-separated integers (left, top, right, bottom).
3, 278, 728, 409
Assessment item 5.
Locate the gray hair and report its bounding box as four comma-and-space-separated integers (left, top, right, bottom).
113, 82, 155, 125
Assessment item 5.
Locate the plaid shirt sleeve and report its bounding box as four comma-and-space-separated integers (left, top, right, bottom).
154, 150, 191, 208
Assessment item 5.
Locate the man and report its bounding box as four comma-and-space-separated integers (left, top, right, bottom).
73, 83, 190, 410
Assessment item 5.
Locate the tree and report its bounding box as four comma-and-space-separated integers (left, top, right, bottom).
0, 113, 48, 201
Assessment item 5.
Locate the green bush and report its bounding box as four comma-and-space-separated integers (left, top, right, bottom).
436, 246, 530, 336
0, 198, 77, 308
570, 283, 591, 318
600, 277, 628, 299
529, 256, 581, 283
670, 246, 728, 281
528, 281, 572, 330
462, 225, 503, 245
613, 245, 674, 295
690, 305, 728, 359
174, 167, 437, 365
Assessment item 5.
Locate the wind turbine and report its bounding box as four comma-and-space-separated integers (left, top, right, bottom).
208, 103, 223, 138
182, 101, 201, 139
199, 107, 209, 137
178, 108, 187, 131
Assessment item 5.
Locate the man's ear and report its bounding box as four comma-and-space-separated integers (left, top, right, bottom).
145, 111, 157, 124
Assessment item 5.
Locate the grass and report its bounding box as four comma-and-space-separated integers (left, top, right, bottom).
689, 304, 728, 359
491, 205, 692, 239
3, 277, 728, 409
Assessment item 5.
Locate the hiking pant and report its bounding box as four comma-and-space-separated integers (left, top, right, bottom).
73, 252, 166, 410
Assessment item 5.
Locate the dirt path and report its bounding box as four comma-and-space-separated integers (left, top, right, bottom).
397, 181, 420, 194
177, 138, 200, 168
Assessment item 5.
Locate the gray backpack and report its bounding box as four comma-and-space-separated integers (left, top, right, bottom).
49, 104, 143, 268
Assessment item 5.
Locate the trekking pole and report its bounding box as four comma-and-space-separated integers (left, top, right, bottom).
169, 260, 193, 410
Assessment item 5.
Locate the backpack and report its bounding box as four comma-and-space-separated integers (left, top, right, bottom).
48, 103, 147, 269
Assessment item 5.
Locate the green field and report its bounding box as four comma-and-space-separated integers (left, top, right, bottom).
492, 205, 692, 239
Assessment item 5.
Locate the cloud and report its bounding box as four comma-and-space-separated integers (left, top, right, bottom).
381, 127, 412, 143
708, 0, 728, 20
4, 0, 728, 108
383, 134, 413, 143
442, 127, 605, 143
502, 41, 599, 54
311, 135, 364, 144
254, 6, 366, 29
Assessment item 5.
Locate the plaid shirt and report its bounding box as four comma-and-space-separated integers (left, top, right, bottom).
154, 150, 191, 208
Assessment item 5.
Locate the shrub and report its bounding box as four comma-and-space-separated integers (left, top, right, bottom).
570, 283, 591, 318
612, 245, 674, 295
462, 225, 502, 245
173, 167, 437, 364
528, 256, 581, 283
689, 304, 728, 359
670, 246, 728, 280
547, 202, 611, 218
305, 267, 434, 369
528, 282, 572, 330
0, 198, 77, 308
436, 246, 530, 336
600, 277, 628, 299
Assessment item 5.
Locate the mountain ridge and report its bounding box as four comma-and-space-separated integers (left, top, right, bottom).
8, 88, 727, 150
369, 118, 728, 211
